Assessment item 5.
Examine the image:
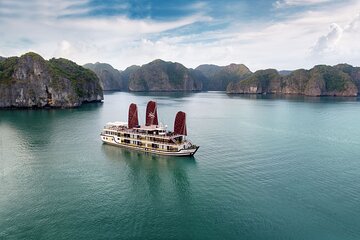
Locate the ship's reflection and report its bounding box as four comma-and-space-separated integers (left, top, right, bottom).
101, 144, 196, 203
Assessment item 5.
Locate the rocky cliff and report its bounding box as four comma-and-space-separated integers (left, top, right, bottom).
196, 63, 252, 90
334, 64, 360, 90
121, 65, 140, 89
0, 52, 103, 108
83, 62, 127, 91
128, 59, 203, 91
227, 65, 358, 96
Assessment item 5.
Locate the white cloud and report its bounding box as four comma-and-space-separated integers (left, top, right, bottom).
54, 40, 73, 58
274, 0, 332, 8
346, 13, 360, 31
1, 0, 360, 71
311, 23, 343, 54
0, 0, 211, 62
309, 11, 360, 64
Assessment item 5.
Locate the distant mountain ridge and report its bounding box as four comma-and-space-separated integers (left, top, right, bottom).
83, 62, 127, 91
279, 70, 293, 76
83, 60, 360, 96
84, 61, 253, 92
196, 63, 252, 90
128, 59, 203, 91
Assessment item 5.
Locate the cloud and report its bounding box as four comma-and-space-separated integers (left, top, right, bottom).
1, 0, 360, 71
0, 0, 88, 19
54, 40, 73, 58
0, 0, 211, 60
309, 11, 360, 63
274, 0, 332, 8
311, 23, 343, 54
346, 13, 360, 31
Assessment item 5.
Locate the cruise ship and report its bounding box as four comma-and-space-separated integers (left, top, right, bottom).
100, 101, 199, 156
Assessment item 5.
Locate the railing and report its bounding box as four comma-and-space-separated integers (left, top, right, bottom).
101, 132, 185, 147
111, 137, 180, 152
102, 128, 184, 145
104, 126, 183, 139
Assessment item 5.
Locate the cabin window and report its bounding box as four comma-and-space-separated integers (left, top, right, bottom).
152, 143, 158, 149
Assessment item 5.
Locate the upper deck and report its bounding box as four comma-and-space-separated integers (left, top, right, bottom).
102, 122, 185, 143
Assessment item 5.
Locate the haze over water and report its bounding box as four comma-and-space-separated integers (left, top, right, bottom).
1, 92, 360, 239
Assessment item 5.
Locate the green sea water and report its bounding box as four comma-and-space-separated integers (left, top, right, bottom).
1, 92, 360, 239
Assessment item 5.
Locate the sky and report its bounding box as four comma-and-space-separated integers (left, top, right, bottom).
0, 0, 360, 71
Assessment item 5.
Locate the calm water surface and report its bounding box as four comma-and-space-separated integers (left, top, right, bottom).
1, 92, 360, 239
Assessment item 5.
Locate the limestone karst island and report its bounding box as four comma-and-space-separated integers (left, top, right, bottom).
1, 52, 360, 108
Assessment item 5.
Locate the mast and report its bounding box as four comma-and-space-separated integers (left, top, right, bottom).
145, 100, 159, 126
128, 103, 139, 129
174, 111, 187, 136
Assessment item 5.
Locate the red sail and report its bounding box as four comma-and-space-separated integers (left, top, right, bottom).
145, 101, 159, 126
174, 111, 187, 136
128, 103, 139, 129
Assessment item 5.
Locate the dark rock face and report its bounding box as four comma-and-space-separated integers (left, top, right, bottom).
128, 59, 203, 91
227, 65, 358, 96
121, 65, 140, 89
334, 64, 360, 90
0, 52, 103, 108
227, 69, 281, 94
279, 70, 293, 76
83, 62, 127, 91
196, 63, 252, 91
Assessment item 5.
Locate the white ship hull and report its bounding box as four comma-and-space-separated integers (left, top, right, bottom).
101, 135, 199, 156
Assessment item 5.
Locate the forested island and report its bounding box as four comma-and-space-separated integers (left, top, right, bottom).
0, 52, 103, 108
85, 59, 360, 97
1, 52, 360, 108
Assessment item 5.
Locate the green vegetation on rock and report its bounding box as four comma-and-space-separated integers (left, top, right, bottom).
49, 58, 101, 97
227, 65, 358, 96
0, 52, 103, 108
0, 57, 19, 84
83, 62, 127, 91
196, 63, 252, 90
81, 59, 360, 96
128, 59, 202, 91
